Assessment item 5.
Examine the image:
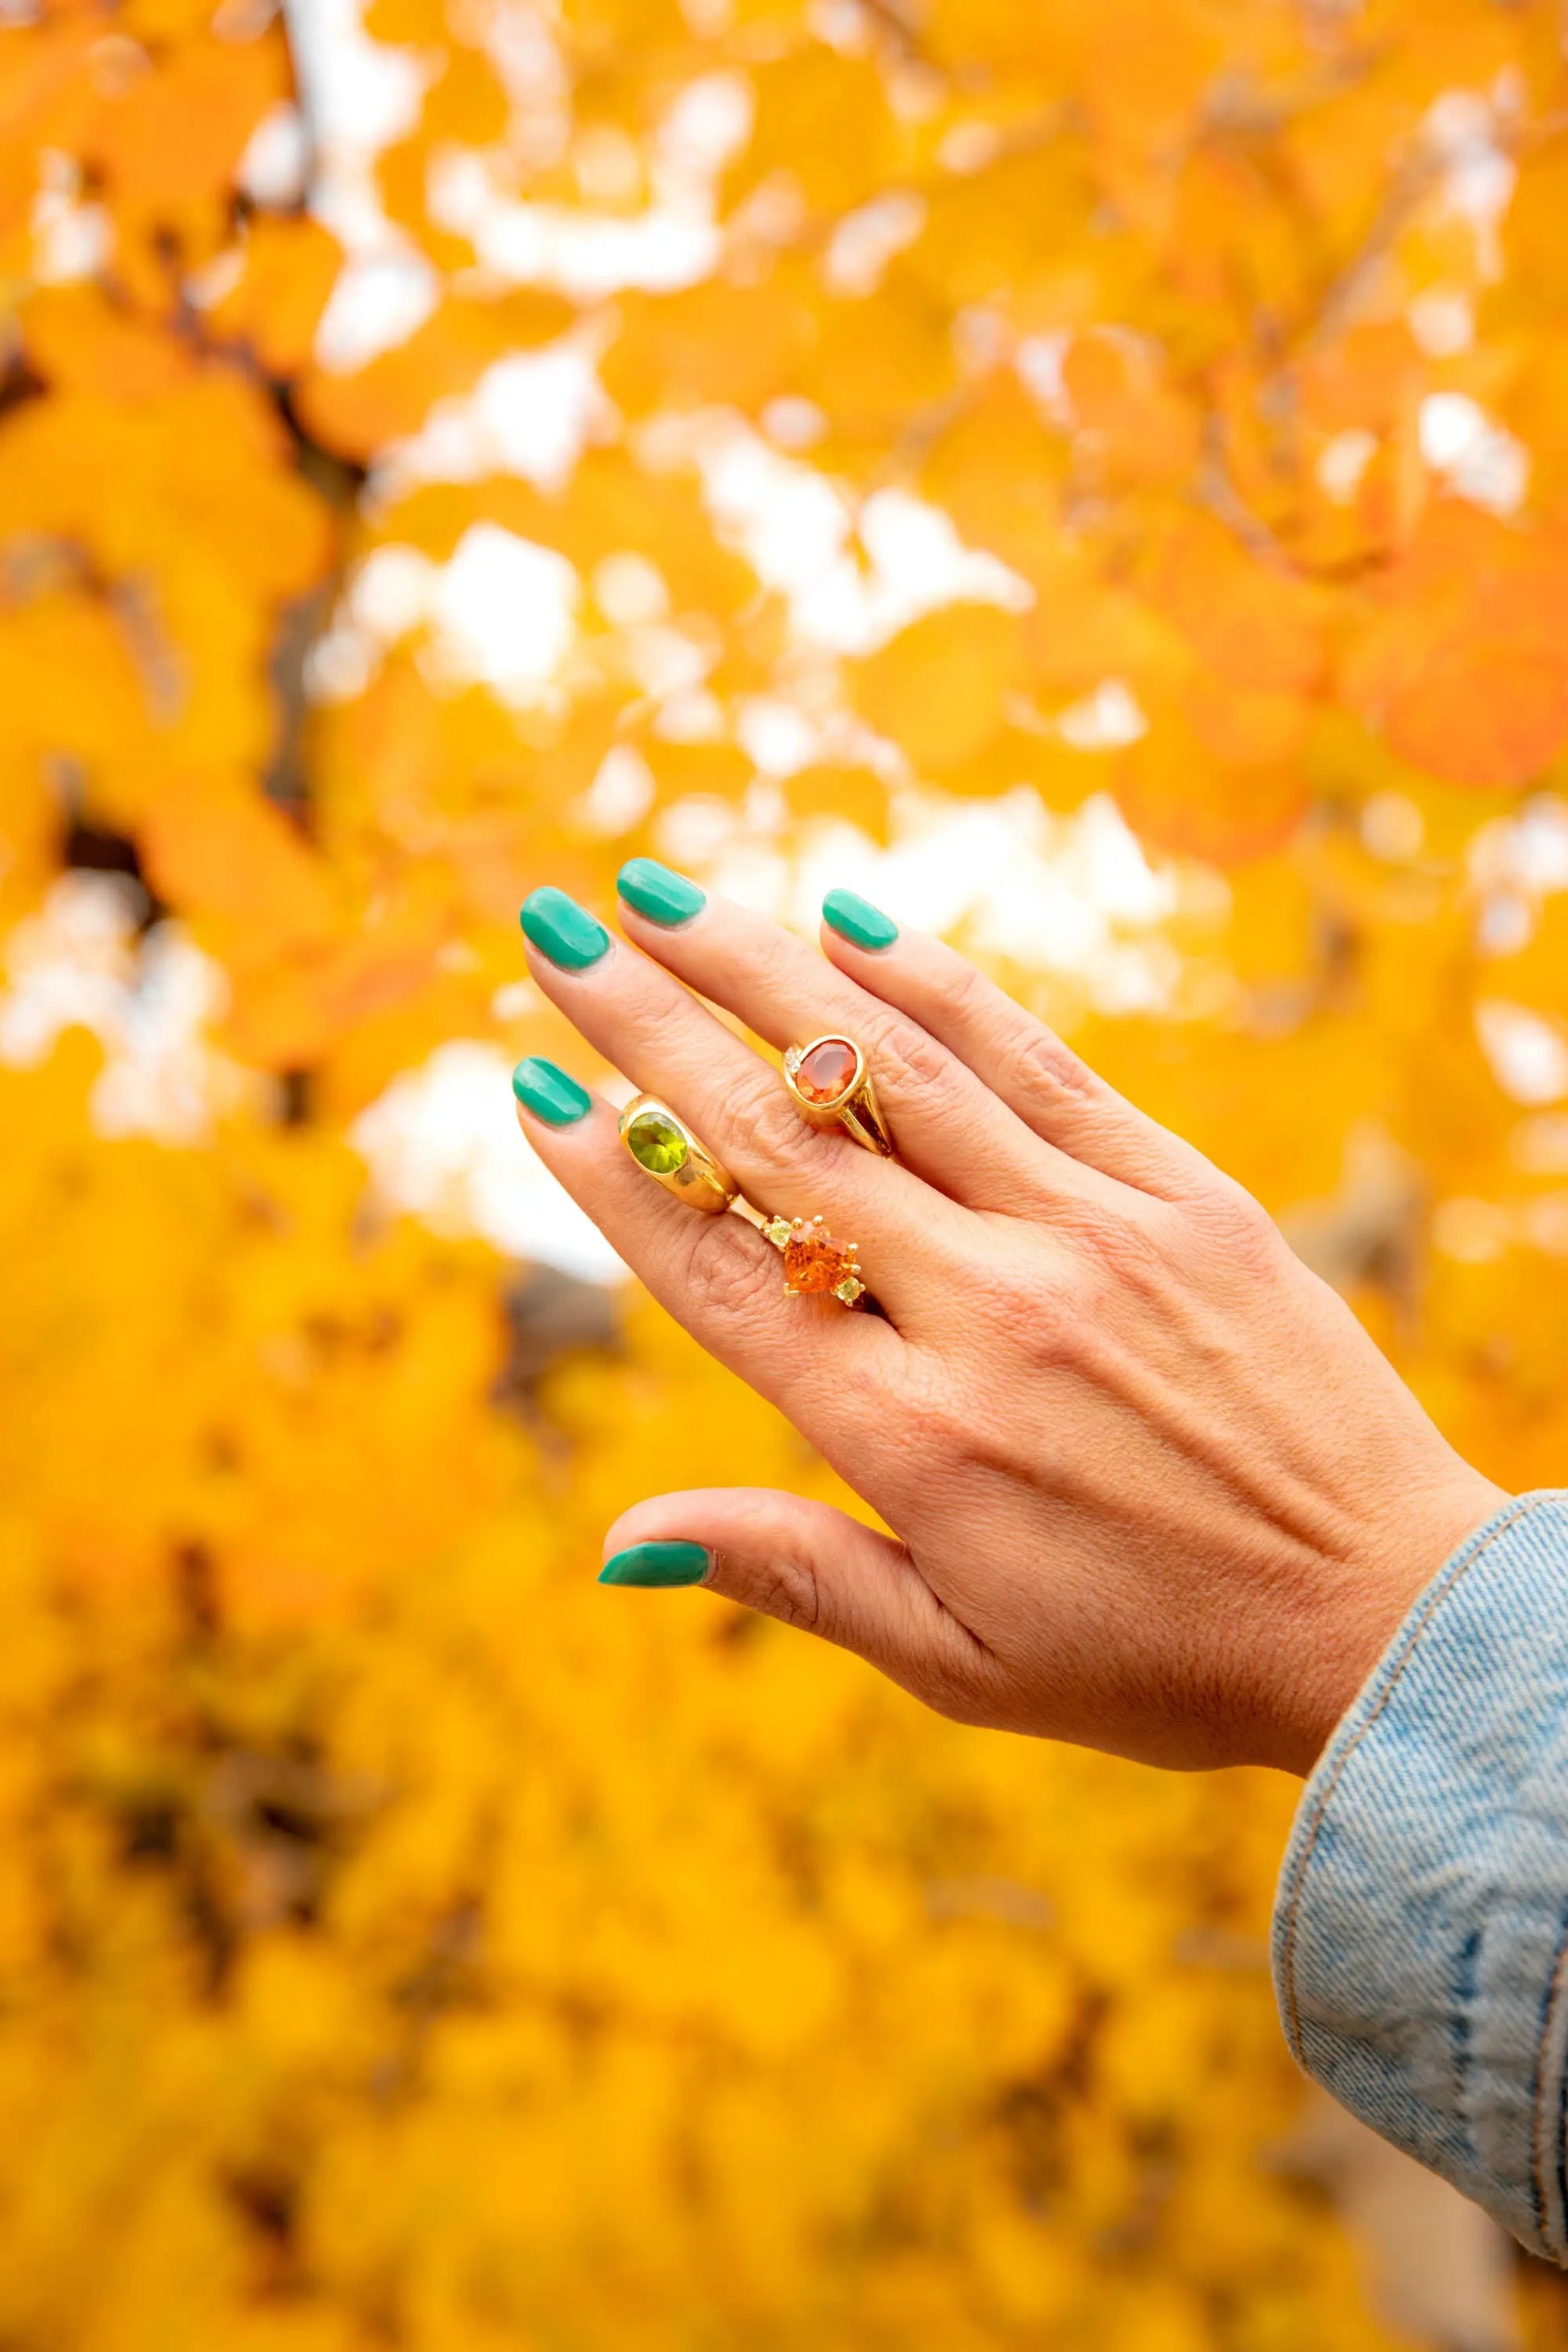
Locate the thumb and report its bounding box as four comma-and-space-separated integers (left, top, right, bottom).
599, 1487, 998, 1720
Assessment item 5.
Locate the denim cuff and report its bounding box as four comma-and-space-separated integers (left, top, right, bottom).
1272, 1490, 1568, 2259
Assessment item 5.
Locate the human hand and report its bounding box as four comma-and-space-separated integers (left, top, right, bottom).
510, 869, 1504, 1775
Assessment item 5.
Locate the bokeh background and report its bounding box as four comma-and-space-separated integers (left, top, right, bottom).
6, 0, 1568, 2344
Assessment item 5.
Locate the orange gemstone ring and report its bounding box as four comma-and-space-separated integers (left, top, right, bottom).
754, 1212, 866, 1307
782, 1035, 894, 1159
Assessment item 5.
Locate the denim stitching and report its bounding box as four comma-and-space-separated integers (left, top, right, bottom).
1531, 1898, 1568, 2253
1452, 1923, 1481, 2165
1280, 1495, 1538, 2059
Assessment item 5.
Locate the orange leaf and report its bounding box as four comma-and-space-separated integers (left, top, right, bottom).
1342, 503, 1568, 789
1145, 515, 1324, 699
1117, 734, 1309, 865
1116, 677, 1310, 863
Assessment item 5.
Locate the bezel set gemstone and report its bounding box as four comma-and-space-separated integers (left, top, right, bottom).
788, 1035, 860, 1107
624, 1110, 689, 1176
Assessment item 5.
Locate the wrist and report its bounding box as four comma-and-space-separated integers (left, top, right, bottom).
1283, 1466, 1510, 1777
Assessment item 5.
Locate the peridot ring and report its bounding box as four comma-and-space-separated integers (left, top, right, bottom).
618, 1093, 737, 1213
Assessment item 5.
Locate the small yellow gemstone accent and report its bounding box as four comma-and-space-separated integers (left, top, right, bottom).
625, 1110, 688, 1176
833, 1276, 864, 1304
761, 1216, 791, 1247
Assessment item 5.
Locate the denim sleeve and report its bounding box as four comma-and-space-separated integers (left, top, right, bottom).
1273, 1490, 1568, 2262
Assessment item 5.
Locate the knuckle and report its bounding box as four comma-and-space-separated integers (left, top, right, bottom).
725, 927, 793, 998
935, 952, 997, 1034
1023, 1276, 1113, 1377
1011, 1282, 1086, 1369
680, 1217, 780, 1324
993, 1237, 1127, 1370
1014, 1023, 1100, 1112
751, 1551, 827, 1636
988, 1263, 1069, 1354
804, 999, 960, 1121
894, 1359, 1018, 1479
911, 1626, 1011, 1728
1153, 1172, 1283, 1282
1205, 1176, 1283, 1259
1058, 1193, 1166, 1288
865, 1010, 951, 1097
724, 1066, 835, 1176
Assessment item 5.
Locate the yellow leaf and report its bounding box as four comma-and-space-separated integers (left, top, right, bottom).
296, 292, 576, 458
849, 604, 1026, 775
207, 214, 342, 381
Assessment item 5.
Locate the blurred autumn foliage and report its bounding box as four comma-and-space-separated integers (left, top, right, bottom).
6, 0, 1568, 2344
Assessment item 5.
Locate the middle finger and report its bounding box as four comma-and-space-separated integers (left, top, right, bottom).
614, 863, 1107, 1219
519, 890, 969, 1324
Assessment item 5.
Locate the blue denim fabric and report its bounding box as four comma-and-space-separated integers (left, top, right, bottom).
1273, 1490, 1568, 2262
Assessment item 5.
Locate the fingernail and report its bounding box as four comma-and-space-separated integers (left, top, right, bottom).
617, 857, 706, 928
823, 888, 898, 952
520, 886, 610, 971
599, 1540, 710, 1588
512, 1056, 592, 1126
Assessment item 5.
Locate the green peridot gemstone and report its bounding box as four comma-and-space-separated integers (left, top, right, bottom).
625, 1110, 688, 1176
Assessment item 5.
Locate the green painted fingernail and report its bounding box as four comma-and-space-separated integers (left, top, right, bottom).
512, 1056, 592, 1126
599, 1541, 710, 1588
617, 857, 706, 927
520, 886, 610, 971
823, 888, 898, 952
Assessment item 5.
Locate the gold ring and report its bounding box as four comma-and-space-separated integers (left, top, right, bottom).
782, 1035, 894, 1159
619, 1093, 736, 1213
753, 1209, 866, 1307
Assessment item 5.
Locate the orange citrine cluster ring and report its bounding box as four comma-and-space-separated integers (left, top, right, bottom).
730, 1201, 866, 1307
756, 1211, 865, 1307
782, 1035, 894, 1159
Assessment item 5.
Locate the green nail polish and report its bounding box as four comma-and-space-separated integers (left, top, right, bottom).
823, 888, 898, 952
521, 886, 610, 971
599, 1540, 710, 1588
617, 857, 706, 927
512, 1056, 592, 1126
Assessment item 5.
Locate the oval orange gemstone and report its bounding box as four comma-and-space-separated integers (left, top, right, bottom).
782, 1226, 854, 1294
794, 1038, 857, 1104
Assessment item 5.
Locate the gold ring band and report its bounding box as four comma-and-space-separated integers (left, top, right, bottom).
782, 1035, 894, 1159
619, 1093, 737, 1213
